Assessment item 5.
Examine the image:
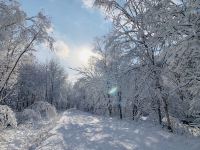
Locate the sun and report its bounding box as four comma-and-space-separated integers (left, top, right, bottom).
78, 48, 95, 65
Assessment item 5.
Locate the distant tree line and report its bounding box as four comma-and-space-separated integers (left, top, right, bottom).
15, 60, 71, 111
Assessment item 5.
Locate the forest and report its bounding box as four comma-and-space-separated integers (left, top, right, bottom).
0, 0, 200, 149
70, 0, 200, 132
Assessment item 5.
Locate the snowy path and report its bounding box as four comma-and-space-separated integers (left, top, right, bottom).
36, 109, 200, 150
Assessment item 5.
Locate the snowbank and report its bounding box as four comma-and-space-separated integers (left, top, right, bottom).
28, 101, 57, 120
0, 105, 17, 129
162, 116, 200, 136
17, 109, 42, 124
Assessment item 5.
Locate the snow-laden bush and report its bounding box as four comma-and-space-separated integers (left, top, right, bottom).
0, 105, 17, 129
18, 109, 42, 124
162, 116, 180, 128
29, 101, 57, 120
162, 116, 200, 136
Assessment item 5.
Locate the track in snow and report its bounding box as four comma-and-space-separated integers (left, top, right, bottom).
36, 109, 200, 150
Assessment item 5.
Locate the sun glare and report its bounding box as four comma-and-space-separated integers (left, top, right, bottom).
78, 48, 96, 65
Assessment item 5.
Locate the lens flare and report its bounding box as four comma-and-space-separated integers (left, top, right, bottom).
108, 87, 118, 95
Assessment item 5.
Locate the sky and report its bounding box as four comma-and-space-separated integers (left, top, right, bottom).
19, 0, 111, 81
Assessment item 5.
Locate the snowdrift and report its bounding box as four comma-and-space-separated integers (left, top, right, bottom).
28, 101, 57, 120
17, 109, 42, 124
0, 105, 17, 129
17, 101, 57, 125
162, 116, 200, 136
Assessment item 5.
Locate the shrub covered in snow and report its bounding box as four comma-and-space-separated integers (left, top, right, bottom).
162, 116, 200, 136
17, 109, 42, 124
28, 101, 57, 120
0, 105, 17, 129
162, 116, 180, 128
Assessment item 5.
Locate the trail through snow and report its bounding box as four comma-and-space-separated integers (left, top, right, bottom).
35, 109, 200, 150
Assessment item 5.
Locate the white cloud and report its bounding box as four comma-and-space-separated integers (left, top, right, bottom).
54, 40, 69, 59
65, 45, 91, 67
82, 0, 94, 8
78, 47, 94, 63
36, 30, 99, 82
81, 0, 111, 20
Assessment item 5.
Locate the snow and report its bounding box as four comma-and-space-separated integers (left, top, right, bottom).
28, 101, 57, 120
17, 109, 42, 124
0, 109, 199, 150
0, 105, 17, 129
35, 109, 200, 150
0, 119, 57, 150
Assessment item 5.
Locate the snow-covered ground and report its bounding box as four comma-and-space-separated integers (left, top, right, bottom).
0, 119, 58, 150
1, 109, 200, 150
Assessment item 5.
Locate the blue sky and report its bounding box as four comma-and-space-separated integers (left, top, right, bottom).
19, 0, 111, 81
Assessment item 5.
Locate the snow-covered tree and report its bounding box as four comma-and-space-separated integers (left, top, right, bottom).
15, 59, 69, 111
0, 0, 54, 102
68, 0, 200, 131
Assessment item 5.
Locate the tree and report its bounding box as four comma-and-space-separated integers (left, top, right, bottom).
15, 59, 69, 111
0, 0, 54, 101
66, 0, 200, 132
94, 0, 175, 131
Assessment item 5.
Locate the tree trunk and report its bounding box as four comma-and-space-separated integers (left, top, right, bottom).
0, 33, 38, 97
155, 74, 172, 132
157, 99, 162, 125
107, 94, 112, 116
163, 96, 173, 132
132, 104, 138, 120
118, 91, 122, 119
